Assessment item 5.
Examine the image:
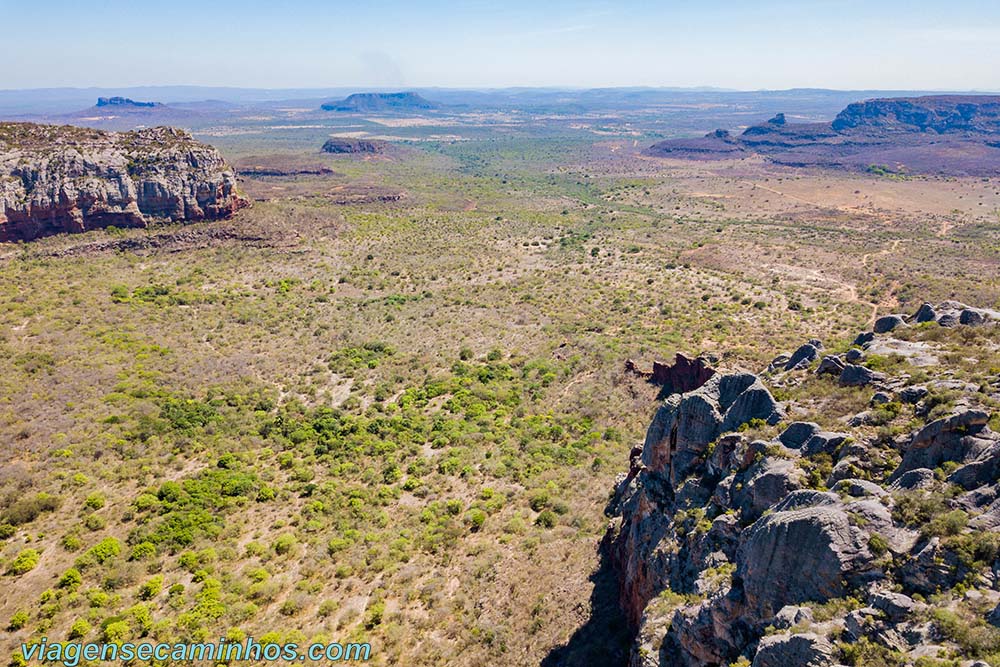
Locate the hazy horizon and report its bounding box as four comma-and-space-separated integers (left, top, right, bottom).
2, 0, 998, 91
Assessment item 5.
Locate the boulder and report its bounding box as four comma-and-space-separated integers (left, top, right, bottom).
912, 303, 937, 323
751, 633, 836, 667
772, 605, 814, 630
817, 355, 846, 376
778, 422, 821, 449
888, 468, 937, 491
833, 479, 888, 498
801, 431, 849, 457
873, 314, 906, 334
845, 348, 865, 363
900, 385, 928, 404
872, 591, 917, 621
839, 364, 886, 387
894, 409, 991, 475
735, 458, 805, 523
947, 438, 1000, 490
934, 301, 970, 327
853, 331, 875, 346
960, 307, 1000, 326
784, 341, 823, 371
737, 503, 880, 618
870, 391, 892, 406
827, 457, 864, 485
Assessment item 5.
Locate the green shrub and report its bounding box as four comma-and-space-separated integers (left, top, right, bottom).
102, 620, 130, 642
2, 493, 60, 526
129, 542, 156, 561
466, 509, 487, 532
75, 537, 121, 569
58, 568, 82, 590
923, 509, 969, 539
68, 618, 91, 639
138, 575, 163, 600
272, 534, 296, 555
83, 493, 106, 510
535, 510, 557, 528
7, 610, 28, 631
364, 600, 385, 629
868, 534, 889, 557
7, 548, 40, 575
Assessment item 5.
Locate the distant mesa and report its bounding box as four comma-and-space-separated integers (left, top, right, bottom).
320, 92, 437, 112
0, 122, 248, 243
321, 138, 388, 154
645, 95, 1000, 176
95, 96, 160, 109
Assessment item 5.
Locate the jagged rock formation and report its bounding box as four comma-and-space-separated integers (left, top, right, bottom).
645, 95, 1000, 176
321, 138, 389, 155
606, 301, 1000, 666
0, 122, 248, 242
625, 354, 717, 396
320, 92, 437, 112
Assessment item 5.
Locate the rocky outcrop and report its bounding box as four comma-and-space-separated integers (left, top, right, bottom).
321, 138, 389, 155
606, 302, 1000, 667
626, 353, 717, 396
644, 95, 1000, 176
0, 123, 248, 242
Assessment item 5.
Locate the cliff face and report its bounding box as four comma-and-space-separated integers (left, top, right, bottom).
832, 96, 1000, 134
0, 123, 248, 242
645, 95, 1000, 175
606, 302, 1000, 666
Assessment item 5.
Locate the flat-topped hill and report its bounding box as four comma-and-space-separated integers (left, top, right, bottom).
320, 91, 437, 112
0, 122, 248, 242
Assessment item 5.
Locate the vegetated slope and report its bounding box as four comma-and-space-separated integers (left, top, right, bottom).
646, 96, 1000, 176
606, 302, 1000, 666
0, 122, 248, 242
320, 92, 437, 112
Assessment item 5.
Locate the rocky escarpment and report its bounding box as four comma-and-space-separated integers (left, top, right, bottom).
645, 95, 1000, 176
0, 123, 248, 242
607, 300, 1000, 666
321, 138, 389, 155
831, 96, 1000, 134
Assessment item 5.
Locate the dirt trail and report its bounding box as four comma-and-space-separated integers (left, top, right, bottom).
743, 181, 896, 222
856, 239, 902, 324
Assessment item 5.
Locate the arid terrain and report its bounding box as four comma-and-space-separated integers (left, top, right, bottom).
1, 89, 999, 666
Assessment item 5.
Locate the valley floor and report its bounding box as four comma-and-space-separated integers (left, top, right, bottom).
1, 136, 998, 666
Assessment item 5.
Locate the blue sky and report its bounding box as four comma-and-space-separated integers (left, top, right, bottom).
1, 0, 998, 90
